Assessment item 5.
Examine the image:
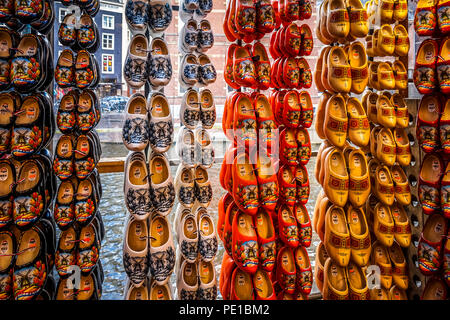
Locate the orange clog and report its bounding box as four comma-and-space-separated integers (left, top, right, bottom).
232, 210, 259, 274
254, 209, 276, 272
278, 204, 299, 248
276, 246, 297, 294
232, 152, 259, 216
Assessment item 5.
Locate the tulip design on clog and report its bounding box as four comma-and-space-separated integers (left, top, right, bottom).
419, 153, 444, 214
418, 214, 447, 275
232, 210, 259, 274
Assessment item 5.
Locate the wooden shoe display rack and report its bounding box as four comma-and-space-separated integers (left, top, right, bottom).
0, 1, 58, 300
175, 3, 218, 301
412, 0, 450, 300
313, 0, 415, 300
122, 1, 177, 300
52, 1, 105, 300
219, 0, 314, 300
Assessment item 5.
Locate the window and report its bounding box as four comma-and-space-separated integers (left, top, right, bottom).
102, 34, 114, 50
59, 8, 70, 22
102, 54, 114, 74
102, 15, 115, 29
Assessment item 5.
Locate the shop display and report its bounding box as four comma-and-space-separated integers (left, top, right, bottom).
122, 0, 176, 300
414, 0, 450, 300
218, 0, 313, 301
52, 0, 105, 300
0, 0, 58, 300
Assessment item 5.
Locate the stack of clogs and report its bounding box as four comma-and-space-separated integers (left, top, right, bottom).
219, 0, 314, 301
175, 0, 218, 301
414, 0, 450, 300
122, 0, 176, 300
0, 1, 58, 301
53, 0, 105, 300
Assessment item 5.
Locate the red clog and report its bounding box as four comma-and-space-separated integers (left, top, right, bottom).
282, 90, 301, 128
220, 251, 236, 300
299, 91, 313, 128
419, 153, 444, 215
269, 30, 281, 60
256, 0, 276, 34
230, 267, 255, 300
414, 39, 438, 94
294, 203, 312, 248
299, 0, 312, 20
225, 44, 241, 90
444, 232, 450, 287
414, 0, 437, 37
278, 204, 299, 248
233, 45, 257, 88
255, 155, 279, 213
234, 0, 257, 37
417, 94, 441, 153
228, 0, 244, 41
223, 201, 240, 257
254, 93, 278, 154
223, 0, 237, 42
296, 58, 312, 89
283, 57, 300, 89
299, 24, 313, 56
254, 209, 277, 272
296, 127, 311, 165
294, 246, 312, 295
284, 23, 301, 57
418, 214, 447, 275
438, 0, 450, 34
276, 246, 297, 294
253, 269, 276, 300
293, 164, 310, 205
252, 42, 271, 91
218, 193, 234, 242
278, 164, 297, 206
232, 210, 259, 274
232, 152, 259, 216
233, 94, 257, 150
280, 127, 298, 167
437, 37, 450, 94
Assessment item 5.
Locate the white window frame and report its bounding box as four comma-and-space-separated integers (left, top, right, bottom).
59, 8, 70, 23
102, 14, 115, 29
102, 54, 114, 74
102, 33, 115, 50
